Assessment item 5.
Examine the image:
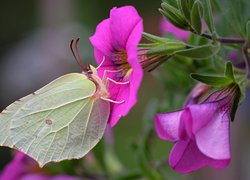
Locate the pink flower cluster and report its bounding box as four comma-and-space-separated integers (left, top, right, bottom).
90, 6, 235, 174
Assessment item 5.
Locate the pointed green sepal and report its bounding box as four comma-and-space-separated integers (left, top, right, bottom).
142, 32, 171, 43
178, 0, 191, 22
160, 2, 189, 30
138, 43, 158, 48
175, 43, 220, 59
191, 73, 233, 87
147, 42, 185, 55
224, 61, 235, 81
230, 85, 241, 122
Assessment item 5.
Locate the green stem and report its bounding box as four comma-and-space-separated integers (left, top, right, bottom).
190, 28, 245, 44
201, 33, 245, 44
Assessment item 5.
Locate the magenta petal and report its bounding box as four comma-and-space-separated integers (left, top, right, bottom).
108, 67, 142, 126
184, 102, 231, 160
107, 16, 143, 126
125, 15, 143, 52
90, 6, 143, 126
155, 110, 183, 142
110, 6, 142, 49
108, 83, 130, 126
184, 103, 218, 135
0, 152, 26, 180
89, 19, 113, 65
21, 174, 79, 180
195, 108, 231, 160
169, 140, 230, 174
178, 109, 192, 140
160, 19, 189, 41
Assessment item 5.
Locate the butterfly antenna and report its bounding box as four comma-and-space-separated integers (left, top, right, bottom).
70, 39, 78, 63
75, 37, 86, 70
69, 38, 86, 71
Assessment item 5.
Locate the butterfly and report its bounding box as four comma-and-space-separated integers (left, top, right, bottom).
0, 38, 125, 167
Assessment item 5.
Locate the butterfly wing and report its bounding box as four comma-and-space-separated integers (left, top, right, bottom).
0, 73, 110, 167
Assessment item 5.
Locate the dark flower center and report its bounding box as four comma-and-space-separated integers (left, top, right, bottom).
111, 50, 132, 78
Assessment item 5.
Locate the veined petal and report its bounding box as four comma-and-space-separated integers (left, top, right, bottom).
155, 110, 183, 142
169, 140, 230, 174
110, 6, 142, 50
183, 103, 218, 136
183, 101, 231, 160
126, 16, 143, 52
195, 107, 231, 160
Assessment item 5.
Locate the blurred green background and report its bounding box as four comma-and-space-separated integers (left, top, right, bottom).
0, 0, 249, 180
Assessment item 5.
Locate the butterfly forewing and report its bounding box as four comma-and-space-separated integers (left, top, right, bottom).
0, 73, 110, 167
0, 94, 34, 147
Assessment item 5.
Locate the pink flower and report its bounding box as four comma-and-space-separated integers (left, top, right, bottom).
160, 18, 190, 41
184, 83, 211, 106
0, 152, 79, 180
155, 86, 239, 173
90, 6, 143, 126
160, 19, 207, 41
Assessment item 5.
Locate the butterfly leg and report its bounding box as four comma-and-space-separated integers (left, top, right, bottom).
96, 56, 106, 70
102, 69, 123, 85
100, 97, 125, 104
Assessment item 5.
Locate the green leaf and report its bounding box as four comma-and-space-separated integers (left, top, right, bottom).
202, 0, 216, 33
160, 2, 189, 30
191, 73, 233, 86
175, 43, 220, 59
224, 62, 235, 81
142, 32, 171, 43
191, 0, 203, 34
138, 43, 158, 48
246, 21, 250, 44
0, 73, 110, 167
188, 0, 195, 9
147, 42, 185, 55
178, 0, 191, 22
162, 0, 178, 8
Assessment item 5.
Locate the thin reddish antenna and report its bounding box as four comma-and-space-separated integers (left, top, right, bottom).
75, 37, 85, 69
70, 39, 78, 63
69, 38, 85, 70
